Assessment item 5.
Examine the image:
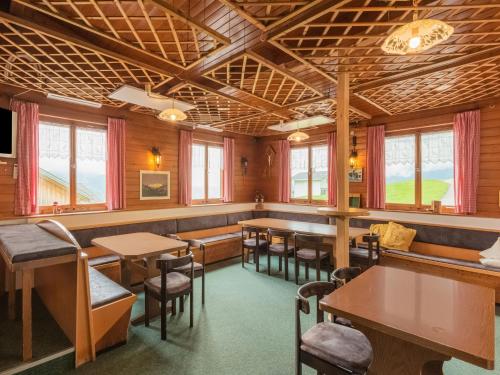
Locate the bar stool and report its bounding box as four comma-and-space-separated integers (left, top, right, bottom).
294, 234, 331, 284
241, 226, 268, 272
266, 229, 294, 280
295, 281, 373, 375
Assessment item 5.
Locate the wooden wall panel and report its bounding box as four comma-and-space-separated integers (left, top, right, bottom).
0, 89, 257, 219
258, 99, 500, 218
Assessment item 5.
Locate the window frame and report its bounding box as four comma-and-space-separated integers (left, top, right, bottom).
191, 141, 224, 205
384, 126, 455, 213
290, 142, 328, 204
38, 120, 107, 214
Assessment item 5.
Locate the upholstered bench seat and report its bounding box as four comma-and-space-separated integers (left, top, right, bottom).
88, 266, 132, 309
88, 254, 121, 267
301, 322, 373, 373
384, 249, 500, 272
197, 232, 241, 244
350, 247, 379, 261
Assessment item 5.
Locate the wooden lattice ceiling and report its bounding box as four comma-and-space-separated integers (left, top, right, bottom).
204, 52, 322, 106
0, 17, 171, 106
1, 1, 500, 136
13, 0, 229, 68
271, 1, 500, 86
359, 55, 500, 114
168, 83, 263, 125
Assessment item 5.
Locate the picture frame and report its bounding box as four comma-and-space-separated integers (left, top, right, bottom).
140, 170, 170, 200
349, 193, 361, 208
348, 168, 363, 183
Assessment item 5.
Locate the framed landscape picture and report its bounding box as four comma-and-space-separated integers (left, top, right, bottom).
348, 168, 363, 183
140, 170, 170, 200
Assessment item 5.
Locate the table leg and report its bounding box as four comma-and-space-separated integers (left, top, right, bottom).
8, 271, 16, 320
355, 323, 450, 375
22, 269, 33, 361
121, 259, 131, 289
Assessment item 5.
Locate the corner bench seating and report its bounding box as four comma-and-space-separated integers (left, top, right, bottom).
350, 218, 500, 302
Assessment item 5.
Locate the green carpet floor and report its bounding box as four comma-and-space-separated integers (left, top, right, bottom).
63, 258, 500, 375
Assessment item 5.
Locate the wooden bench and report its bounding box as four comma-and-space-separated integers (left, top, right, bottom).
379, 241, 500, 303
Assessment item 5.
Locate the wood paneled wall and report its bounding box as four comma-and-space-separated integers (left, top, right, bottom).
0, 88, 258, 218
258, 99, 500, 218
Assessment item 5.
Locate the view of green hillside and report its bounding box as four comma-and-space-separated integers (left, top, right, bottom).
386, 179, 450, 205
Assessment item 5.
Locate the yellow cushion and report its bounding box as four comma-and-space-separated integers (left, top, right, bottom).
381, 222, 416, 251
369, 223, 389, 238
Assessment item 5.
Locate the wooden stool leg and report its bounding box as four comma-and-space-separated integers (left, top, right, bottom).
172, 299, 176, 316
295, 260, 299, 285
202, 269, 205, 305
189, 289, 193, 328
161, 299, 167, 341
180, 295, 184, 313
267, 252, 271, 276
8, 271, 16, 320
305, 264, 309, 280
285, 253, 289, 281
316, 259, 321, 281
241, 245, 245, 267
144, 286, 150, 327
278, 256, 282, 272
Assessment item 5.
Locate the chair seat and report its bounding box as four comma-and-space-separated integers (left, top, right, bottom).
243, 238, 268, 248
301, 322, 372, 373
145, 272, 191, 295
268, 243, 294, 254
350, 248, 378, 260
88, 254, 121, 267
296, 248, 328, 260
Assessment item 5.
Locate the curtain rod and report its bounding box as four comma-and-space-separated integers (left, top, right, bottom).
384, 122, 453, 134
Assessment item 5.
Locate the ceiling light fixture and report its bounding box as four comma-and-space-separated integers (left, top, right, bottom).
287, 121, 310, 142
381, 0, 454, 55
144, 84, 187, 122
47, 93, 102, 108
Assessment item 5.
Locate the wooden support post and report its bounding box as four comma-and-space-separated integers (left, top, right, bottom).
335, 63, 350, 269
22, 269, 33, 361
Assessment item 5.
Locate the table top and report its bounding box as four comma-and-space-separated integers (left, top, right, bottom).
317, 207, 369, 217
238, 218, 369, 239
91, 232, 188, 259
320, 266, 495, 369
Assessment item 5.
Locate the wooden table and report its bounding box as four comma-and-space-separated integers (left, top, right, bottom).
238, 218, 369, 271
320, 266, 495, 375
91, 232, 187, 324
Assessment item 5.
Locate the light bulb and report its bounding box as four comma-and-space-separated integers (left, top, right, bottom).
409, 36, 421, 49
169, 113, 177, 121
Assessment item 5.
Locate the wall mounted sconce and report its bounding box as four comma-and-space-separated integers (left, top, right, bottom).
241, 156, 248, 176
151, 146, 162, 169
349, 131, 358, 169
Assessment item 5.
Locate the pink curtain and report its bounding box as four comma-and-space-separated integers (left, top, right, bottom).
453, 110, 480, 214
179, 130, 193, 206
327, 132, 337, 206
367, 125, 385, 209
223, 137, 234, 202
278, 139, 290, 203
106, 117, 126, 210
10, 99, 39, 216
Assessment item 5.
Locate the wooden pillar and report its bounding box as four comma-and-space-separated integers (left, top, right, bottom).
335, 67, 350, 269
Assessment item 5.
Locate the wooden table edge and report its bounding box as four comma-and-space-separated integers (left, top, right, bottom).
319, 298, 495, 370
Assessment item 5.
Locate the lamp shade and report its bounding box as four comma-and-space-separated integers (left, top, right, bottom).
158, 107, 187, 122
382, 19, 454, 55
287, 131, 310, 142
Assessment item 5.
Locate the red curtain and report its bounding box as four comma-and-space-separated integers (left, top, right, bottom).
327, 132, 337, 206
453, 110, 480, 214
223, 137, 234, 202
367, 125, 385, 209
10, 99, 39, 216
278, 139, 290, 203
179, 129, 193, 206
106, 117, 126, 210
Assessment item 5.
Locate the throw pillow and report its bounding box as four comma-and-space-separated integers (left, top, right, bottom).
480, 257, 500, 269
382, 222, 417, 251
479, 237, 500, 259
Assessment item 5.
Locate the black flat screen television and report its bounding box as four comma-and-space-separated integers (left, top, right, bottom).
0, 108, 17, 158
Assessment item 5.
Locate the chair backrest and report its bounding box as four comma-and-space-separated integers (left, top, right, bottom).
267, 229, 292, 244
331, 267, 361, 287
295, 281, 336, 350
294, 233, 327, 253
244, 226, 265, 238
156, 251, 194, 297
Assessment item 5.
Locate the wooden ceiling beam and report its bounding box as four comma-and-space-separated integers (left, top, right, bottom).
353, 46, 500, 92
265, 0, 352, 40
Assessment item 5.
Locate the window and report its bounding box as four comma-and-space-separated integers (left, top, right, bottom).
290, 144, 328, 202
191, 142, 223, 203
385, 129, 454, 209
38, 122, 107, 211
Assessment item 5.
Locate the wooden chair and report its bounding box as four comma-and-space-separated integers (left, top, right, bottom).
241, 226, 268, 272
294, 234, 331, 284
164, 235, 206, 305
296, 281, 373, 375
144, 251, 194, 341
330, 267, 362, 327
350, 234, 381, 269
266, 229, 294, 280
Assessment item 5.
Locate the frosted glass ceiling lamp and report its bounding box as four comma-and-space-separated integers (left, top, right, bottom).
381, 0, 454, 55
157, 107, 187, 122
287, 130, 310, 142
